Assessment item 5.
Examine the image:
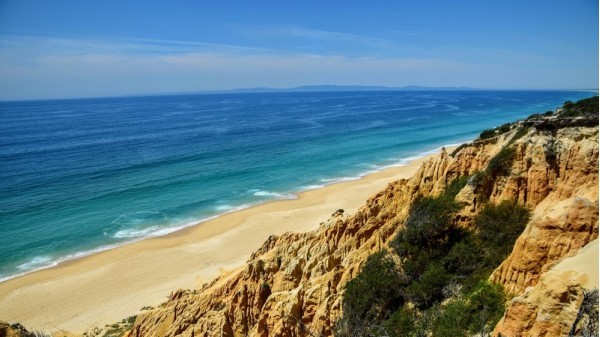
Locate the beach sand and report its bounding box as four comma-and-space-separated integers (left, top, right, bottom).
0, 148, 453, 333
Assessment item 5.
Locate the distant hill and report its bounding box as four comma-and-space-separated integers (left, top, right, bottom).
138, 86, 597, 98
224, 84, 475, 93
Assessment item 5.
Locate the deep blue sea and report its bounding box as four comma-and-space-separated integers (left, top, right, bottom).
0, 90, 594, 281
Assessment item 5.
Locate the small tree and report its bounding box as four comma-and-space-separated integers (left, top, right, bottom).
475, 201, 530, 268
340, 250, 404, 335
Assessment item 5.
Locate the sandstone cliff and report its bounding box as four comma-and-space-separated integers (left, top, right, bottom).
125, 121, 598, 337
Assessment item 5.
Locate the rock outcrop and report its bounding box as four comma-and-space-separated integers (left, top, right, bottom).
490, 127, 599, 295
124, 123, 599, 337
493, 240, 598, 337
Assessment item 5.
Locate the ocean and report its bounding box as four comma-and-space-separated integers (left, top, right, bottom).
0, 90, 594, 281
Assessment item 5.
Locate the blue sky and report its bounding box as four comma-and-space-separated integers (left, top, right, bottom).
0, 1, 597, 100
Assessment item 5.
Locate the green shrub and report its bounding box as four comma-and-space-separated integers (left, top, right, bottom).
464, 281, 506, 334
468, 171, 485, 187
444, 176, 469, 199
383, 307, 417, 337
406, 263, 452, 308
392, 192, 467, 302
443, 235, 481, 276
339, 173, 528, 336
479, 128, 496, 140
497, 123, 512, 134
507, 127, 528, 146
394, 196, 462, 256
559, 96, 598, 118
486, 146, 515, 176
343, 250, 404, 323
432, 299, 470, 337
400, 249, 441, 281
478, 123, 514, 141
432, 281, 505, 337
259, 282, 272, 302
475, 201, 530, 268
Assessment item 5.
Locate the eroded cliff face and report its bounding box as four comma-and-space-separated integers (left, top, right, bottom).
490, 127, 599, 337
125, 125, 598, 337
490, 127, 599, 295
493, 240, 598, 337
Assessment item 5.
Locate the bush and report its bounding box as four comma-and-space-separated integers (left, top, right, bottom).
259, 282, 271, 302
383, 307, 417, 337
479, 128, 496, 140
394, 196, 462, 257
507, 127, 528, 146
468, 171, 485, 187
343, 250, 404, 323
478, 123, 514, 141
476, 201, 530, 267
443, 235, 481, 276
486, 146, 515, 176
400, 249, 440, 281
392, 192, 467, 305
444, 176, 469, 199
432, 299, 470, 337
338, 173, 528, 336
465, 281, 506, 334
432, 281, 505, 337
406, 263, 452, 308
559, 96, 598, 118
497, 123, 512, 134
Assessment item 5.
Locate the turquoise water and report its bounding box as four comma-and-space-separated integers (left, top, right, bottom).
0, 90, 594, 281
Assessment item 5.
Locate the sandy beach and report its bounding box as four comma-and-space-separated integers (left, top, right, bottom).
0, 148, 454, 333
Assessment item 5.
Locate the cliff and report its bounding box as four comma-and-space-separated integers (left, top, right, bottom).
124, 110, 598, 336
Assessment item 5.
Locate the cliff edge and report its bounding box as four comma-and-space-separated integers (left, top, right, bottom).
123, 99, 598, 337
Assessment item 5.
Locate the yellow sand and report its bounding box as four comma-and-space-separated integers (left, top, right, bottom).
0, 149, 451, 333
549, 239, 599, 289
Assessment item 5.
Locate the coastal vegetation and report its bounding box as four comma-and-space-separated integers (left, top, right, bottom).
477, 95, 598, 143
336, 97, 598, 337
557, 96, 598, 118
336, 175, 530, 337
100, 316, 137, 337
478, 123, 513, 141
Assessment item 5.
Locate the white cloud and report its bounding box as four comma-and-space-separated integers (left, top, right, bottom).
233, 24, 396, 47
0, 35, 469, 100
0, 33, 595, 100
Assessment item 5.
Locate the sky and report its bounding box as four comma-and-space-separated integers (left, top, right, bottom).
0, 0, 598, 100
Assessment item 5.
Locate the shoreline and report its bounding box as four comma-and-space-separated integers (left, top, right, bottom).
0, 142, 467, 284
0, 145, 455, 333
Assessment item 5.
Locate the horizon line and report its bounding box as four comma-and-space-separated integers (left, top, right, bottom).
1, 86, 598, 103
